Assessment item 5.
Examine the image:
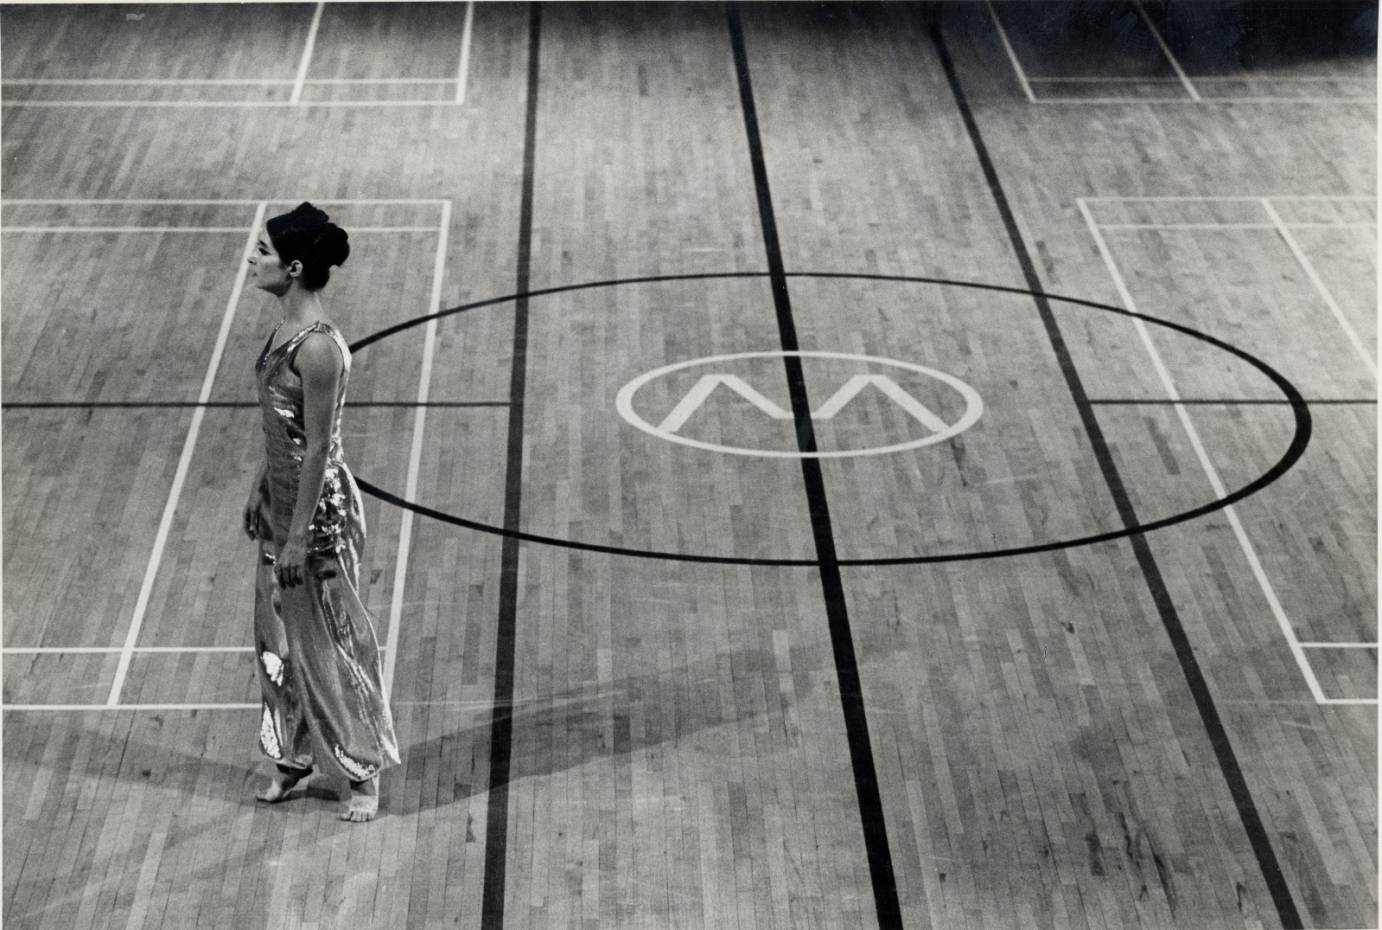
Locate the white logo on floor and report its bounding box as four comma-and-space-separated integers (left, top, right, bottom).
616, 351, 983, 459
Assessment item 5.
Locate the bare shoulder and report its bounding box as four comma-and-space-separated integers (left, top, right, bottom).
292, 330, 345, 388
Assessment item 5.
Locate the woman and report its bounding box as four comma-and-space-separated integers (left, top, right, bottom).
243, 202, 399, 822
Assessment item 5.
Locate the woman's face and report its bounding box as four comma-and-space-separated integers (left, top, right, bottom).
248, 228, 297, 295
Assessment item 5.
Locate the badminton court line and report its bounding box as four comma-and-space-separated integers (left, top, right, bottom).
0, 226, 438, 234
1131, 0, 1201, 100
984, 0, 1034, 102
1077, 197, 1373, 707
1084, 201, 1377, 378
105, 202, 267, 707
4, 78, 462, 86
3, 646, 391, 654
456, 0, 476, 104
290, 2, 326, 105
1261, 199, 1377, 379
987, 0, 1370, 105
381, 199, 452, 698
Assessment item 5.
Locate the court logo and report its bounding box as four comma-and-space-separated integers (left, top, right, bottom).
615, 351, 983, 459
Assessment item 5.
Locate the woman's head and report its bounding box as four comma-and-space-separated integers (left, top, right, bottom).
250, 202, 350, 294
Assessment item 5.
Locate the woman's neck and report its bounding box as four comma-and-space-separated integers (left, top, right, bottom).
278, 286, 325, 326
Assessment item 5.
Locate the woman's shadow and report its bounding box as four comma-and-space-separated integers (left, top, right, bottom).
388, 634, 827, 815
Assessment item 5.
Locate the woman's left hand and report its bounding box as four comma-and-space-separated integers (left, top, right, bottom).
275, 536, 309, 588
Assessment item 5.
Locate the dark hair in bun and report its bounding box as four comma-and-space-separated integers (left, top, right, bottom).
266, 202, 350, 291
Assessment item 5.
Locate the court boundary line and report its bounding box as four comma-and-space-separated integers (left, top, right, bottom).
1077, 197, 1375, 707
104, 202, 267, 706
1029, 75, 1376, 84
1098, 222, 1377, 230
984, 0, 1372, 106
1, 101, 472, 108
0, 226, 439, 234
4, 646, 391, 654
3, 704, 261, 712
984, 0, 1034, 102
381, 200, 451, 696
1, 400, 508, 409
1131, 0, 1200, 100
3, 198, 450, 206
1260, 199, 1378, 378
290, 2, 325, 105
5, 78, 465, 86
456, 0, 475, 104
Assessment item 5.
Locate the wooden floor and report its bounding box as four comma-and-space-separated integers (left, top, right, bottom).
1, 2, 1376, 928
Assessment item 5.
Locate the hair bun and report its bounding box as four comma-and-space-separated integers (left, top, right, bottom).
266, 201, 351, 290
324, 225, 350, 268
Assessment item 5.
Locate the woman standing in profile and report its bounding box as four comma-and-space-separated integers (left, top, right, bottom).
243, 202, 399, 822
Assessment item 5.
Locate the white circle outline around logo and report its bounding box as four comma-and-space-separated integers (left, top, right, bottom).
615, 350, 984, 459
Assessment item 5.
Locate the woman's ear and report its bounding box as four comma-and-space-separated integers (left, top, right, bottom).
287, 260, 302, 278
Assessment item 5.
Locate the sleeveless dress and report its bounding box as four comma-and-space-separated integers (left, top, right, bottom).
252, 320, 400, 782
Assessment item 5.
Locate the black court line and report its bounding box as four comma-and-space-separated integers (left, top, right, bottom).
727, 6, 904, 928
0, 400, 510, 410
931, 17, 1305, 930
480, 4, 539, 928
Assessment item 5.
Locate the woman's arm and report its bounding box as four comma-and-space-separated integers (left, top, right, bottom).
274, 333, 343, 588
244, 459, 270, 540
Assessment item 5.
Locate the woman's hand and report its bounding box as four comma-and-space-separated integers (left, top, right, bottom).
275, 535, 309, 588
244, 485, 268, 541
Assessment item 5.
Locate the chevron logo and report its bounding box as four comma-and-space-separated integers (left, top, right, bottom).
616, 351, 984, 459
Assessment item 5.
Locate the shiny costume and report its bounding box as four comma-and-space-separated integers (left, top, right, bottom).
253, 321, 399, 782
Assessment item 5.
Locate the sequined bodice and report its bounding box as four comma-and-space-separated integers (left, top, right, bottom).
255, 321, 361, 552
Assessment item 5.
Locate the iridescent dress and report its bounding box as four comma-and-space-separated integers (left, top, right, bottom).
252, 320, 400, 783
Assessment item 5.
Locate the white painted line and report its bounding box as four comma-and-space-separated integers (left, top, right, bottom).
3, 198, 449, 206
1081, 195, 1374, 203
381, 200, 451, 698
1319, 698, 1379, 706
0, 225, 442, 234
4, 646, 251, 654
1077, 198, 1329, 704
1192, 74, 1377, 83
1299, 642, 1379, 648
456, 0, 475, 104
3, 645, 387, 654
1028, 76, 1187, 84
3, 704, 260, 712
4, 78, 293, 86
1283, 222, 1379, 229
1033, 96, 1374, 105
1025, 75, 1374, 84
1100, 223, 1277, 231
306, 78, 456, 85
290, 2, 326, 105
985, 0, 1035, 102
1, 226, 252, 234
1132, 0, 1201, 101
1261, 199, 1377, 380
1097, 222, 1377, 231
3, 77, 459, 86
104, 202, 268, 707
2, 100, 463, 109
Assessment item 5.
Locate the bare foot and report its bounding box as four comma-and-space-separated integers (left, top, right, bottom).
256, 767, 311, 803
340, 777, 379, 822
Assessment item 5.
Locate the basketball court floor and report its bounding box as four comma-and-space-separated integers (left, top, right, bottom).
1, 2, 1376, 928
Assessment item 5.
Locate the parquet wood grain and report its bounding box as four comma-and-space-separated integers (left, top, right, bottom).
2, 3, 1374, 929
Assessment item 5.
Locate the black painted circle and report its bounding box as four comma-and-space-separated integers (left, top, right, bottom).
350, 271, 1311, 567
